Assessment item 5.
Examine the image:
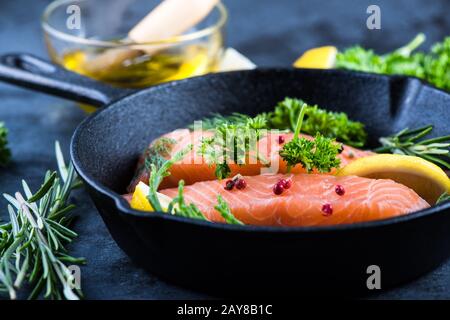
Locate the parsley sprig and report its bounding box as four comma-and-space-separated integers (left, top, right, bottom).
279, 102, 342, 173
0, 122, 11, 166
336, 33, 450, 92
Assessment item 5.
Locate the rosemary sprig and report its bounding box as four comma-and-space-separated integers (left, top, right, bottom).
0, 142, 84, 300
0, 122, 11, 166
375, 125, 450, 169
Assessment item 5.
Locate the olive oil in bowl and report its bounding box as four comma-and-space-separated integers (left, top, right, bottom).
62, 44, 219, 89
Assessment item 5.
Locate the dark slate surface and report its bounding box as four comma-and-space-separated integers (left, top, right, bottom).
0, 0, 449, 299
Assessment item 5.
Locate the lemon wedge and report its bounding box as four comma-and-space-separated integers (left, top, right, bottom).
293, 46, 337, 69
337, 154, 450, 204
130, 181, 173, 212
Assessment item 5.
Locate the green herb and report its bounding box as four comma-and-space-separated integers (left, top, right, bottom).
145, 146, 243, 225
143, 137, 176, 171
199, 114, 268, 179
423, 37, 450, 92
375, 126, 450, 169
0, 142, 84, 300
189, 113, 252, 130
192, 98, 367, 148
336, 33, 450, 92
147, 145, 193, 212
0, 122, 11, 166
436, 192, 450, 205
128, 137, 175, 193
167, 180, 207, 220
214, 163, 232, 181
214, 195, 243, 225
147, 145, 208, 220
267, 98, 367, 147
279, 102, 341, 173
336, 33, 426, 77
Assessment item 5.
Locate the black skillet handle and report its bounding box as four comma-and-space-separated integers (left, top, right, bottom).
0, 53, 133, 108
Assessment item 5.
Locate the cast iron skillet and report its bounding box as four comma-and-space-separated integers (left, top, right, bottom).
1, 53, 450, 296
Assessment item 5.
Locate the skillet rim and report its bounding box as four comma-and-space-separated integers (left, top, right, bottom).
70, 67, 450, 233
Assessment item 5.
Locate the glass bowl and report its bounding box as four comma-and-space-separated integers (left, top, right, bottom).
41, 0, 227, 90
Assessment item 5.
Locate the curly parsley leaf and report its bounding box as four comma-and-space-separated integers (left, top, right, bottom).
336, 33, 450, 92
279, 102, 341, 173
0, 122, 11, 166
423, 37, 450, 92
280, 133, 341, 173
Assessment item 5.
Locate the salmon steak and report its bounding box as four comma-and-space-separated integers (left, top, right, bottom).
159, 174, 430, 227
128, 129, 374, 192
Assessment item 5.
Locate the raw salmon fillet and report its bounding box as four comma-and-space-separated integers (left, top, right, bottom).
160, 174, 430, 227
128, 129, 374, 192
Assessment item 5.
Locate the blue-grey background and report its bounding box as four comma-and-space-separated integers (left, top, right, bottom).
0, 0, 449, 299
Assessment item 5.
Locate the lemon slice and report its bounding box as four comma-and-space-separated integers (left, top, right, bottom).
293, 46, 337, 69
130, 181, 173, 212
337, 154, 450, 204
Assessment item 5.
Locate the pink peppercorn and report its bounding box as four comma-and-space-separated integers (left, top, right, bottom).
235, 179, 247, 190
273, 182, 284, 195
224, 180, 235, 190
278, 135, 285, 144
335, 185, 345, 196
322, 203, 333, 216
280, 178, 292, 189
